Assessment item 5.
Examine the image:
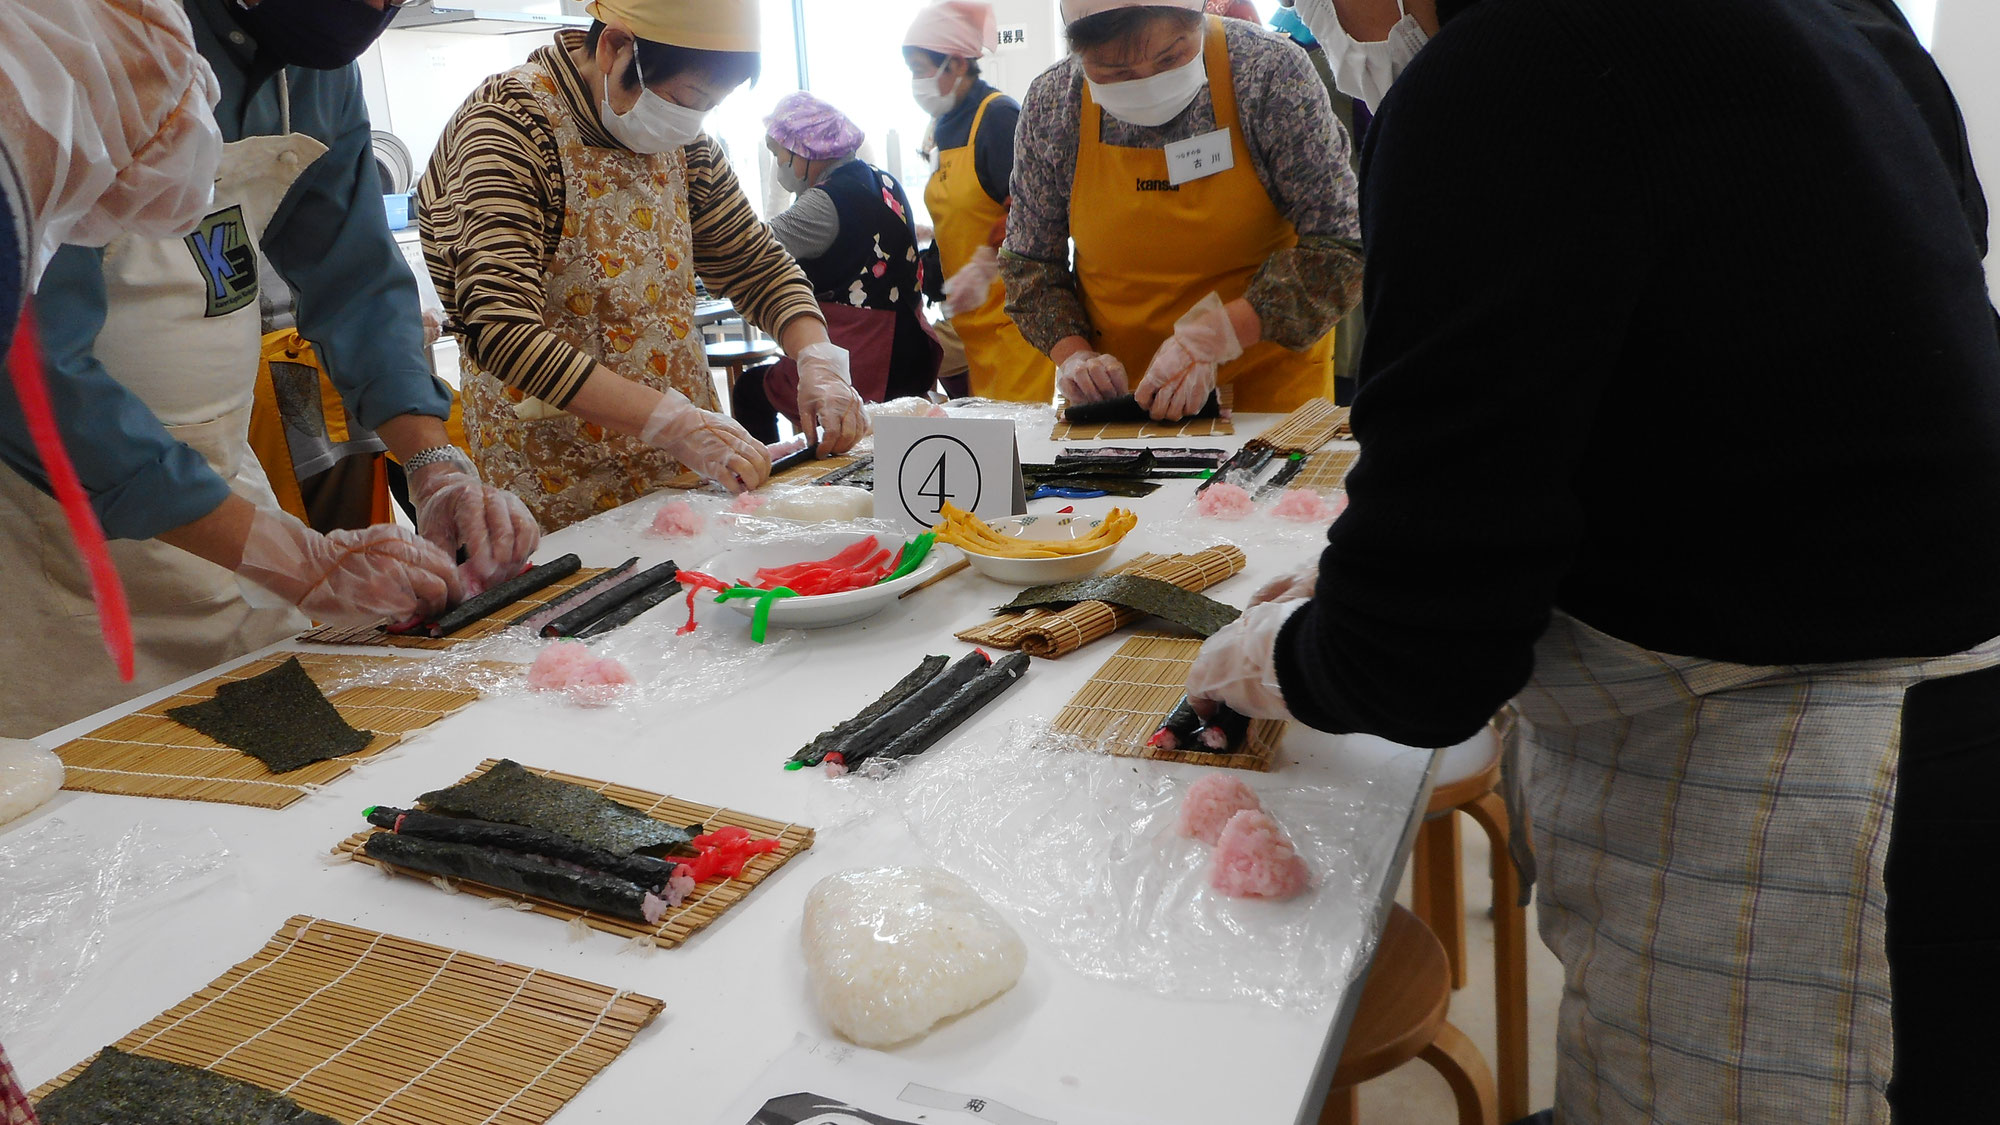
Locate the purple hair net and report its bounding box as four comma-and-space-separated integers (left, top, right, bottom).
764, 90, 865, 161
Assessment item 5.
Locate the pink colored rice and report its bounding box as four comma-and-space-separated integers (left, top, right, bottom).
1178, 773, 1264, 845
1210, 809, 1312, 900
1194, 482, 1256, 520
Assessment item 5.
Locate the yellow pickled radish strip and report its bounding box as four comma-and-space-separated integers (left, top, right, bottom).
934, 502, 1137, 558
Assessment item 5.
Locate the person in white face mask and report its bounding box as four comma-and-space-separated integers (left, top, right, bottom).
420, 0, 870, 533
1281, 0, 1439, 109
1002, 1, 1364, 420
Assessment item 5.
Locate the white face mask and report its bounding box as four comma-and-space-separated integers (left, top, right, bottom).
774, 155, 809, 195
1085, 36, 1208, 128
1296, 0, 1430, 108
912, 69, 960, 118
600, 55, 709, 153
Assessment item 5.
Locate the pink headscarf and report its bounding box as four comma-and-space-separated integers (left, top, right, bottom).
903, 0, 998, 57
1205, 0, 1259, 18
1060, 0, 1203, 24
764, 90, 865, 160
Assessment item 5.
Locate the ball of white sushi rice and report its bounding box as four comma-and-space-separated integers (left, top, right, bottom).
802, 866, 1026, 1047
0, 738, 63, 827
761, 485, 874, 523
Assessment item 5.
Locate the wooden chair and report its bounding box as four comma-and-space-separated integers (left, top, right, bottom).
1321, 905, 1497, 1125
1410, 726, 1530, 1121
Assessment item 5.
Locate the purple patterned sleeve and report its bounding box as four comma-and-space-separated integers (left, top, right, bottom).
1001, 60, 1094, 355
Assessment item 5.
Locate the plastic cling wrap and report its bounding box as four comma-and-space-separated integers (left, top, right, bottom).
0, 819, 229, 1040
900, 727, 1416, 1012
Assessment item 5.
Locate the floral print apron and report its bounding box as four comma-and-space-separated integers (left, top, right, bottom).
461, 56, 714, 533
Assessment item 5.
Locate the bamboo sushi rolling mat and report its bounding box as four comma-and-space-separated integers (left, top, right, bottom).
1054, 634, 1284, 771
769, 454, 856, 486
1250, 398, 1350, 453
956, 544, 1247, 657
335, 760, 815, 948
30, 915, 662, 1125
300, 567, 612, 649
53, 653, 479, 810
1292, 448, 1359, 495
1050, 385, 1236, 441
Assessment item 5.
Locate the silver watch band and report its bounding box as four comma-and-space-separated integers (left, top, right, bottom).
403, 445, 472, 474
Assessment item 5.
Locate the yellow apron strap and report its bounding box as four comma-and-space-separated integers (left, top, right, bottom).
966, 91, 1002, 154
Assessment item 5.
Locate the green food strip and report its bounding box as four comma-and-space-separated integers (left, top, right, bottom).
878, 533, 936, 584
417, 759, 699, 856
995, 575, 1242, 638
35, 1047, 341, 1125
715, 585, 797, 643
164, 656, 372, 774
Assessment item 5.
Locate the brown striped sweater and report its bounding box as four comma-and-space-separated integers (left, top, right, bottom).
418, 31, 821, 407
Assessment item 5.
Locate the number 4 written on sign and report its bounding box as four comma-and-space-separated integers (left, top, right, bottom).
920, 452, 950, 515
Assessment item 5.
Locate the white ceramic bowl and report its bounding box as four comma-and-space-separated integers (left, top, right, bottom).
954, 513, 1120, 585
695, 531, 953, 631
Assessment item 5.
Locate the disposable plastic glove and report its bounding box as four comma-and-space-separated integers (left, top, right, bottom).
796, 341, 870, 454
941, 246, 1002, 318
408, 457, 541, 592
1249, 564, 1317, 609
0, 0, 224, 275
1056, 349, 1129, 404
234, 507, 461, 627
640, 390, 771, 493
1136, 292, 1242, 422
1185, 596, 1306, 722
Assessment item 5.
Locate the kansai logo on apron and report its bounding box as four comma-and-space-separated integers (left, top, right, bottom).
182, 204, 258, 318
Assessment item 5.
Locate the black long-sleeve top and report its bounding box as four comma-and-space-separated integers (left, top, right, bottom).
1274, 0, 2000, 748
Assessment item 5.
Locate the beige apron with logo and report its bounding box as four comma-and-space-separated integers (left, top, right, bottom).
0, 135, 322, 738
460, 57, 714, 534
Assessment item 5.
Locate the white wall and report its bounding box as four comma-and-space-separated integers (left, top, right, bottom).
1931, 0, 2000, 297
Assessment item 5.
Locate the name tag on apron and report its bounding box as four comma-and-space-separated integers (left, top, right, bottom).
1164, 129, 1235, 186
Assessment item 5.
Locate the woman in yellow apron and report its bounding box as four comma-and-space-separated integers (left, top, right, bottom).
1001, 1, 1366, 418
423, 0, 868, 533
904, 1, 1052, 403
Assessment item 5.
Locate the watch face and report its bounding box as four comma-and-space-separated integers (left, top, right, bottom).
745, 1092, 921, 1125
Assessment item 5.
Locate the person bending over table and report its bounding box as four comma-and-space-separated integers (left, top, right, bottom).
421, 0, 868, 530
1001, 0, 1363, 421
1185, 0, 2000, 1119
0, 0, 535, 740
737, 91, 941, 443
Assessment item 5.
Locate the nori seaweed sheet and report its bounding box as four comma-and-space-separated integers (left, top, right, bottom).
1151, 696, 1206, 751
996, 576, 1242, 638
1195, 446, 1275, 494
1052, 449, 1156, 475
509, 557, 638, 631
545, 560, 678, 637
36, 1047, 341, 1125
363, 833, 657, 922
366, 807, 677, 888
1201, 704, 1254, 753
1253, 455, 1307, 499
416, 760, 701, 856
1062, 391, 1221, 425
165, 656, 371, 774
573, 573, 683, 639
769, 441, 819, 476
827, 652, 991, 763
430, 553, 582, 637
790, 655, 950, 766
1059, 446, 1226, 470
1019, 469, 1162, 497
865, 652, 1030, 764
814, 455, 874, 488
1151, 695, 1253, 754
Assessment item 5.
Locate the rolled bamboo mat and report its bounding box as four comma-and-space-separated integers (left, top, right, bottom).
1050, 385, 1235, 441
336, 759, 814, 949
30, 915, 662, 1125
955, 545, 1246, 657
54, 653, 480, 810
769, 454, 855, 486
1250, 398, 1350, 453
1292, 448, 1359, 495
1054, 634, 1283, 771
302, 567, 612, 649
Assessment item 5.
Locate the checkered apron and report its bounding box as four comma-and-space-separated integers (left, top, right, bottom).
1513, 611, 2000, 1124
1, 1043, 36, 1125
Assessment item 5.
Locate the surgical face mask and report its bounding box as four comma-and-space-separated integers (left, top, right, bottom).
229, 0, 398, 70
1085, 38, 1207, 128
600, 56, 709, 154
1295, 0, 1430, 108
912, 70, 960, 118
774, 155, 809, 195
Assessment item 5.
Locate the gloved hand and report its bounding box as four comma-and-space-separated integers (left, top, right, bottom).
1185, 596, 1308, 722
408, 456, 541, 592
1249, 564, 1317, 609
1056, 349, 1129, 404
0, 0, 224, 273
640, 390, 772, 493
941, 246, 1002, 318
1136, 292, 1242, 422
796, 341, 870, 454
234, 506, 461, 627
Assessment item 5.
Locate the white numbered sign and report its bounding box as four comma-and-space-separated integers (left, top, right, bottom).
873, 416, 1025, 534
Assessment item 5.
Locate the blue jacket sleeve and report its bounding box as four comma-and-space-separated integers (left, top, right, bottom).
0, 246, 232, 539
263, 70, 451, 430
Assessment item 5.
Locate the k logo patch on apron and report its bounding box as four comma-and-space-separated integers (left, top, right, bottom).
183, 204, 258, 318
